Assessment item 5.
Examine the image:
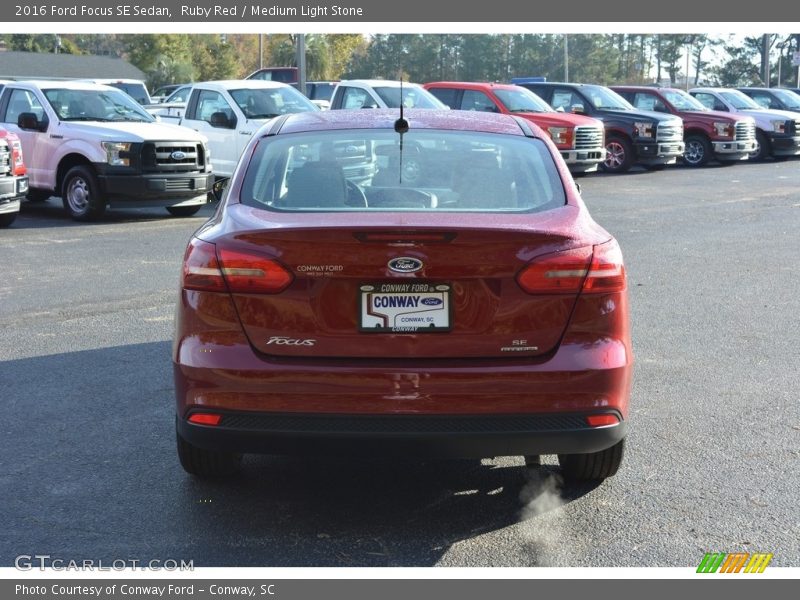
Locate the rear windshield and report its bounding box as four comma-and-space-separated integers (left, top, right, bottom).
240, 129, 565, 213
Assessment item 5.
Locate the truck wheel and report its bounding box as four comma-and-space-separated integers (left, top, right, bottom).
176, 426, 241, 478
601, 136, 633, 173
62, 165, 105, 221
558, 439, 625, 482
750, 130, 771, 162
683, 135, 711, 167
0, 212, 17, 227
166, 205, 202, 217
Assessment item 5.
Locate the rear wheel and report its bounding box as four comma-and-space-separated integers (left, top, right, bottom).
166, 205, 202, 217
558, 439, 625, 482
0, 212, 17, 227
683, 135, 711, 167
176, 427, 241, 478
601, 136, 633, 173
62, 165, 105, 221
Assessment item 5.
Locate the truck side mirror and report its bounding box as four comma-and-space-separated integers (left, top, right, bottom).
571, 104, 585, 115
209, 111, 234, 129
18, 112, 47, 132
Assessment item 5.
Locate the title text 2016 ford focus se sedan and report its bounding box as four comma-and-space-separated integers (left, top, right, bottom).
173, 109, 632, 481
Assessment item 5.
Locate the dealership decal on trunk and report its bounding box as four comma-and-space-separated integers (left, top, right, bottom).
296, 264, 344, 277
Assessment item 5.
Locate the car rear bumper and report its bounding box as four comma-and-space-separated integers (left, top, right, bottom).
177, 410, 627, 458
174, 332, 632, 458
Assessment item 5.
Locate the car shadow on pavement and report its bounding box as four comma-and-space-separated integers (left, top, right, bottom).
1, 341, 603, 568
15, 198, 215, 228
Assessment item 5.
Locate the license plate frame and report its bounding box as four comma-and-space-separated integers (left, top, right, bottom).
359, 282, 452, 333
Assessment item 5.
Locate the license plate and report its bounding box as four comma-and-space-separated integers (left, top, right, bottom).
359, 282, 451, 333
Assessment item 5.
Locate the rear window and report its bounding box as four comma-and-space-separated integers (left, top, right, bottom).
240, 129, 565, 213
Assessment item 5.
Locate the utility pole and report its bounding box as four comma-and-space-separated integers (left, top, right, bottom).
296, 34, 306, 97
564, 34, 569, 82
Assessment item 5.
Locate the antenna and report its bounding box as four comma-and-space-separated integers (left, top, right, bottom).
394, 73, 409, 184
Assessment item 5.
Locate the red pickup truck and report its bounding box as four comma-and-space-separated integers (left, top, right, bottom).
424, 82, 605, 174
611, 86, 756, 167
0, 128, 28, 227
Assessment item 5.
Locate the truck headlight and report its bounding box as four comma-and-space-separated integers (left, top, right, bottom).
713, 122, 734, 138
547, 126, 572, 147
633, 121, 655, 139
101, 142, 132, 167
771, 120, 788, 134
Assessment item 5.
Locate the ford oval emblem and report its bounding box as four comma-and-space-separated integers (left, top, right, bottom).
421, 298, 442, 306
388, 257, 423, 273
170, 150, 186, 161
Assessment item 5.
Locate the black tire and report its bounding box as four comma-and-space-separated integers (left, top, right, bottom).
750, 130, 771, 162
176, 426, 242, 478
601, 136, 634, 173
683, 135, 712, 168
558, 439, 625, 482
0, 212, 17, 227
166, 205, 203, 217
26, 189, 52, 203
62, 165, 105, 221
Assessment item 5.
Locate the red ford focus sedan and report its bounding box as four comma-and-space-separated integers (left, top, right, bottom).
173, 109, 632, 481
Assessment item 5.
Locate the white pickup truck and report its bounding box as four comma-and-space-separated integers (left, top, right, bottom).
153, 80, 318, 179
0, 80, 214, 220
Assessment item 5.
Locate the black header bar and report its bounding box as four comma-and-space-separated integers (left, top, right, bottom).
2, 0, 799, 23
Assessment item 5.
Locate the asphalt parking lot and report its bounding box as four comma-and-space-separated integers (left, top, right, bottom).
1, 160, 798, 568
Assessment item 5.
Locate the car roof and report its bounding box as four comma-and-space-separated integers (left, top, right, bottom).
196, 79, 294, 90
425, 81, 522, 92
11, 79, 120, 92
611, 85, 682, 92
277, 108, 530, 136
338, 80, 426, 88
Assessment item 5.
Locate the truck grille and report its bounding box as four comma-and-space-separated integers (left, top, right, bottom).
656, 122, 683, 143
789, 120, 800, 135
574, 125, 604, 150
141, 142, 206, 173
0, 140, 10, 175
735, 120, 756, 141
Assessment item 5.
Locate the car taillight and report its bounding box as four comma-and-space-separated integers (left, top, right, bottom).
217, 247, 294, 294
182, 238, 227, 292
182, 238, 294, 294
516, 239, 626, 295
582, 238, 626, 294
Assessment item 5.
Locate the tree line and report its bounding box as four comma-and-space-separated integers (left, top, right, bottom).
3, 33, 799, 90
